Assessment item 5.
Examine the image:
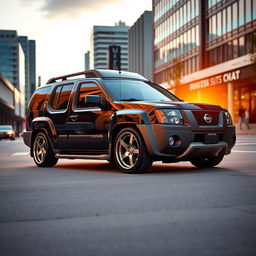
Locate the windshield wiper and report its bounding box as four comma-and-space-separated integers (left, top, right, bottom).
120, 98, 143, 101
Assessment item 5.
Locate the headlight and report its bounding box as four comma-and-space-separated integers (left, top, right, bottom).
155, 109, 183, 125
7, 131, 14, 135
224, 111, 232, 125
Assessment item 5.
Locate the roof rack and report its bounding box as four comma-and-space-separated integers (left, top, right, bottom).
46, 70, 102, 84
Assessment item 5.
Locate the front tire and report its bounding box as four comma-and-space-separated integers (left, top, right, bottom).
32, 132, 58, 167
190, 151, 225, 168
113, 127, 152, 174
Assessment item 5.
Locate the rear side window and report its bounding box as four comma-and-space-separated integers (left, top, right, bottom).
76, 82, 102, 108
51, 84, 73, 111
29, 86, 51, 111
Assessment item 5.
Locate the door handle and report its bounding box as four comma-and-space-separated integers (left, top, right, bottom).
70, 114, 78, 121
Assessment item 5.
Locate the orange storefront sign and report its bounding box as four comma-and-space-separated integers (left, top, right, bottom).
172, 70, 241, 109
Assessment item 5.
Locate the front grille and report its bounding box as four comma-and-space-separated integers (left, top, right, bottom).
192, 111, 219, 126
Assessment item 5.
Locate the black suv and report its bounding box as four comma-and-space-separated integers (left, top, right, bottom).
23, 70, 236, 173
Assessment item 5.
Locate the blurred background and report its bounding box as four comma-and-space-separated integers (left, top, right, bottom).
0, 0, 256, 135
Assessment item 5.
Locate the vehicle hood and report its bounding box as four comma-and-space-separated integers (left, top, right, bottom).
114, 101, 223, 111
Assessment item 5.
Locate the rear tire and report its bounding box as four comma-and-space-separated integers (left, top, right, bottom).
190, 151, 225, 168
32, 132, 58, 167
113, 127, 152, 174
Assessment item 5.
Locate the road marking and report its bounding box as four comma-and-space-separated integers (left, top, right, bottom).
236, 143, 256, 146
0, 140, 22, 144
12, 152, 29, 156
232, 150, 256, 153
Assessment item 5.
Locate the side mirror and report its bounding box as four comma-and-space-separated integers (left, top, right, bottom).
84, 95, 101, 106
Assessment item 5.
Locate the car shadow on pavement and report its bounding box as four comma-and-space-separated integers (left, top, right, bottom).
55, 162, 121, 174
54, 161, 234, 175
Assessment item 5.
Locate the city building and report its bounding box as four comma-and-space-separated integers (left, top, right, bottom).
18, 36, 30, 106
84, 51, 90, 70
90, 21, 129, 70
0, 72, 25, 134
128, 11, 153, 80
0, 30, 36, 108
153, 0, 256, 123
29, 40, 36, 96
0, 30, 25, 93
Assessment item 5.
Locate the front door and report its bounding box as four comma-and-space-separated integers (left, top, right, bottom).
67, 81, 109, 152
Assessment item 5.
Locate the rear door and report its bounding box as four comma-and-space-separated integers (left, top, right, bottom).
46, 82, 74, 149
67, 81, 109, 152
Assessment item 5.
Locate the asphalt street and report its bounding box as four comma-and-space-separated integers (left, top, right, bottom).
0, 136, 256, 256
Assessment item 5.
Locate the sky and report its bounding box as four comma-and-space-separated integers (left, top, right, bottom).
1, 0, 152, 85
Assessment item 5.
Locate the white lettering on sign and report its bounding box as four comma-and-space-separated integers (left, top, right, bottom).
189, 70, 241, 91
223, 70, 240, 82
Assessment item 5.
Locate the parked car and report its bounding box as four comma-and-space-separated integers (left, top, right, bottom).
23, 70, 236, 173
0, 125, 15, 140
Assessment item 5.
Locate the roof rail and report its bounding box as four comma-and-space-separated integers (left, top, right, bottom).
46, 70, 102, 84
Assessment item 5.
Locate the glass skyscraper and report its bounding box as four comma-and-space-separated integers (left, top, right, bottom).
0, 30, 36, 107
0, 30, 23, 91
153, 0, 256, 123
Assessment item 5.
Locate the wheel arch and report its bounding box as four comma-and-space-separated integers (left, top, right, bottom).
108, 110, 158, 157
30, 117, 56, 157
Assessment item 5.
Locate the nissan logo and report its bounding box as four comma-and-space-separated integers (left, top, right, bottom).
203, 114, 212, 124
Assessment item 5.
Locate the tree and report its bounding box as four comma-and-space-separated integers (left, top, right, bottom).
165, 58, 183, 90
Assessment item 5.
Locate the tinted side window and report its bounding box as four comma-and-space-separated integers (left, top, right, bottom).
76, 83, 102, 108
51, 84, 73, 111
29, 86, 51, 111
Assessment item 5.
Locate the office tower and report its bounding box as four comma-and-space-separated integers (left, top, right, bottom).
153, 0, 256, 122
90, 21, 129, 70
129, 11, 153, 80
85, 51, 90, 70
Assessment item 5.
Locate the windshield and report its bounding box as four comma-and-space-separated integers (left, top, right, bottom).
102, 79, 180, 102
0, 125, 13, 130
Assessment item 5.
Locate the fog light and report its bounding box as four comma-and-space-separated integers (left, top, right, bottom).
169, 136, 175, 146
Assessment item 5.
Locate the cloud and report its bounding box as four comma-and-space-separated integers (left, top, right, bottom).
21, 0, 120, 17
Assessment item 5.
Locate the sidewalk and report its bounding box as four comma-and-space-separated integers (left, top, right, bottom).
235, 123, 256, 135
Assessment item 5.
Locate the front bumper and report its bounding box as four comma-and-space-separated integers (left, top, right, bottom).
176, 141, 228, 160
0, 133, 14, 139
138, 124, 236, 161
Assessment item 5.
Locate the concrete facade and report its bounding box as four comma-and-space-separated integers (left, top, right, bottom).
128, 11, 153, 80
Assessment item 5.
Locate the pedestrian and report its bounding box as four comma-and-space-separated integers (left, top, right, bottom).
239, 106, 250, 130
245, 108, 250, 129
238, 106, 245, 130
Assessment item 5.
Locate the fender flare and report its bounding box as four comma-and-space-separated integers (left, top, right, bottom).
109, 109, 169, 157
30, 117, 57, 157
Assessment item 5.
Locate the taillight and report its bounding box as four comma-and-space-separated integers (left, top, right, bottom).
25, 115, 29, 131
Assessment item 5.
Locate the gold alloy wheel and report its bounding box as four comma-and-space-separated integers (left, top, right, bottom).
115, 131, 140, 170
33, 134, 47, 165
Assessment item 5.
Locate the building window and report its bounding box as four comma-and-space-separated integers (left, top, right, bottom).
245, 33, 252, 54
232, 2, 238, 30
239, 36, 246, 56
233, 39, 239, 58
245, 0, 252, 23
238, 0, 245, 26
196, 25, 199, 46
217, 46, 222, 64
227, 6, 232, 32
212, 15, 217, 39
227, 41, 233, 60
253, 0, 256, 19
222, 9, 227, 35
